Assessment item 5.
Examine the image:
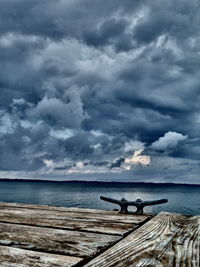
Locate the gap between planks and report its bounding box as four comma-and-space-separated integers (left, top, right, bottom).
0, 202, 152, 236
0, 221, 120, 258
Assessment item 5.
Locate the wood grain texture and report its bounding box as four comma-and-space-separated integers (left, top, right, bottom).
83, 212, 200, 267
0, 203, 151, 235
0, 222, 120, 258
0, 245, 82, 267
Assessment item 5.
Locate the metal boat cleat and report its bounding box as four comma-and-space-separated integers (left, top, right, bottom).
100, 196, 168, 214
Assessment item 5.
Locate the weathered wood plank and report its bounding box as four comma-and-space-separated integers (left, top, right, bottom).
153, 215, 200, 267
0, 213, 134, 236
0, 202, 151, 222
0, 204, 151, 235
0, 202, 123, 214
83, 212, 200, 267
0, 222, 119, 258
0, 245, 82, 267
1, 201, 129, 214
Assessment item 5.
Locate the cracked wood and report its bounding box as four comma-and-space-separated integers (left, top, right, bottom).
84, 212, 200, 267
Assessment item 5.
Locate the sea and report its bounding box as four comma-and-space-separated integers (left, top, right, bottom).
0, 179, 199, 215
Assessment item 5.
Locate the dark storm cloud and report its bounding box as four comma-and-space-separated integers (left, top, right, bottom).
0, 0, 199, 183
133, 0, 199, 44
91, 161, 109, 167
0, 0, 141, 40
0, 120, 46, 171
54, 165, 74, 171
110, 158, 125, 169
84, 18, 134, 52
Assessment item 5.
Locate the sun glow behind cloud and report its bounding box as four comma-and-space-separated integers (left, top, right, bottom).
124, 149, 150, 170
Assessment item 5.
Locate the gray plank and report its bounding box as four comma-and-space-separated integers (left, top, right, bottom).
0, 245, 82, 267
0, 222, 119, 258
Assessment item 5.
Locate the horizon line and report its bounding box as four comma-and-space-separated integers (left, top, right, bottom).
0, 178, 199, 187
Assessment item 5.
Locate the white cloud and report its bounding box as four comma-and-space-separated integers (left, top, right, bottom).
12, 98, 26, 105
123, 140, 144, 153
66, 161, 108, 174
50, 129, 74, 139
0, 111, 15, 134
151, 131, 188, 151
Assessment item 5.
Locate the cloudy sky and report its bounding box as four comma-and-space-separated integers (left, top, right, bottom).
0, 0, 199, 184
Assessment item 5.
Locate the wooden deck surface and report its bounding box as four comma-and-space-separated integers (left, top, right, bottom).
0, 202, 199, 266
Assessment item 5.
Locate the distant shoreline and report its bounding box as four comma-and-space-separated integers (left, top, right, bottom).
0, 178, 199, 187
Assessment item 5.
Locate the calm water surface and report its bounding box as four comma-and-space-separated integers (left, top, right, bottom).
0, 180, 199, 215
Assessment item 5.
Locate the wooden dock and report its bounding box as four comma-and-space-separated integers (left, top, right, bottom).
0, 202, 199, 266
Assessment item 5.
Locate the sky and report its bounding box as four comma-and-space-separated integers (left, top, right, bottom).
0, 0, 199, 184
